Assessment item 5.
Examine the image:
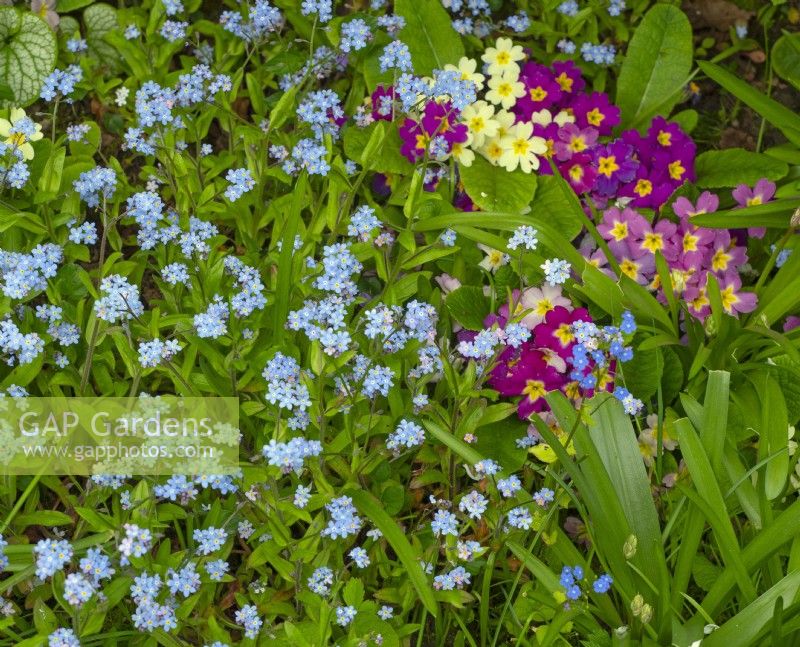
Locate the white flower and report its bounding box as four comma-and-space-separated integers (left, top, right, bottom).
485, 71, 525, 110
516, 285, 572, 328
115, 87, 130, 107
499, 122, 547, 173
461, 100, 499, 148
444, 56, 485, 91
481, 37, 525, 76
478, 244, 508, 273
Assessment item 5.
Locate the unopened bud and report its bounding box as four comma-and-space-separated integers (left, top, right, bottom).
631, 594, 644, 616
623, 534, 638, 559
791, 207, 800, 229
640, 603, 653, 624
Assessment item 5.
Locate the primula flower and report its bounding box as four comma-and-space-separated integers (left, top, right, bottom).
0, 109, 43, 161
572, 92, 620, 135
444, 56, 486, 91
719, 273, 757, 316
486, 71, 525, 110
460, 100, 499, 148
481, 37, 525, 76
499, 122, 547, 173
733, 178, 776, 238
592, 141, 639, 196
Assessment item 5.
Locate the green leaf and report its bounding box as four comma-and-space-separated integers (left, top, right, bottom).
459, 155, 536, 214
58, 0, 97, 11
694, 148, 788, 188
0, 8, 57, 107
615, 4, 692, 128
343, 122, 412, 175
14, 511, 73, 527
348, 489, 438, 617
394, 0, 464, 75
691, 198, 800, 229
83, 3, 119, 65
269, 84, 297, 130
772, 32, 800, 90
698, 61, 800, 146
619, 347, 663, 401
703, 572, 800, 647
754, 372, 789, 501
445, 286, 489, 331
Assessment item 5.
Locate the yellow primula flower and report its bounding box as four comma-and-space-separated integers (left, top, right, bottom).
0, 108, 43, 161
481, 37, 525, 76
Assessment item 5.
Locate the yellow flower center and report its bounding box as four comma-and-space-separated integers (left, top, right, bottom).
746, 196, 762, 207
642, 232, 663, 252
555, 323, 574, 346
669, 160, 686, 180
415, 133, 429, 151
530, 86, 547, 101
712, 248, 731, 272
469, 116, 485, 132
7, 132, 26, 148
620, 259, 640, 279
598, 155, 619, 177
556, 72, 573, 92
610, 221, 628, 241
569, 136, 586, 152
634, 179, 652, 196
586, 108, 604, 126
720, 287, 739, 313
568, 165, 584, 181
657, 130, 671, 146
496, 51, 511, 65
497, 83, 513, 97
534, 298, 554, 316
523, 380, 546, 402
512, 138, 530, 155
683, 232, 698, 253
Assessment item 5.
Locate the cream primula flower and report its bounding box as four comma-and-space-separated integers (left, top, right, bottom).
460, 101, 499, 148
481, 37, 525, 76
486, 71, 525, 110
0, 108, 43, 161
499, 122, 547, 173
531, 108, 575, 128
516, 285, 572, 328
450, 133, 475, 167
444, 57, 486, 91
478, 244, 508, 273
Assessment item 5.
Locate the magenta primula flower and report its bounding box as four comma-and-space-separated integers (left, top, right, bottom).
629, 217, 678, 259
597, 207, 647, 257
532, 306, 590, 358
399, 102, 468, 162
592, 141, 639, 196
553, 123, 599, 162
551, 60, 586, 100
370, 85, 396, 121
732, 178, 776, 238
572, 92, 620, 136
719, 273, 757, 316
673, 191, 719, 219
558, 154, 597, 194
488, 347, 565, 418
514, 63, 562, 120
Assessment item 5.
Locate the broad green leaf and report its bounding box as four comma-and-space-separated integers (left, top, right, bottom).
459, 155, 536, 214
58, 0, 97, 11
754, 372, 789, 500
615, 4, 692, 128
772, 32, 800, 90
343, 121, 412, 175
394, 0, 464, 75
704, 572, 800, 647
698, 61, 800, 145
694, 148, 788, 188
348, 488, 438, 617
445, 286, 489, 331
691, 198, 800, 229
84, 3, 120, 65
674, 418, 757, 603
619, 347, 663, 401
0, 8, 57, 107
